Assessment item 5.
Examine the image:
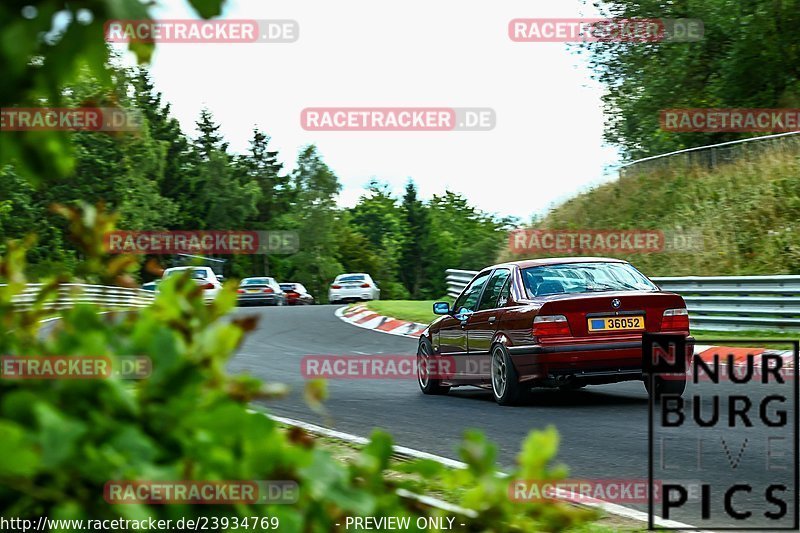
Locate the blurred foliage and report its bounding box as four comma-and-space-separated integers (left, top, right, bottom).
398, 428, 596, 532
581, 0, 800, 159
0, 206, 594, 531
1, 0, 154, 181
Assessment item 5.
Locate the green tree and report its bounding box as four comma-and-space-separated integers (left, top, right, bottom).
196, 151, 261, 230
194, 108, 229, 161
398, 181, 434, 298
280, 146, 344, 301
1, 0, 227, 182
350, 181, 409, 299
240, 129, 290, 227
333, 212, 384, 281
178, 109, 260, 233
131, 69, 194, 227
427, 191, 511, 295
583, 0, 800, 159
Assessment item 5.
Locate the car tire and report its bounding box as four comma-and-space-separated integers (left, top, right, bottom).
644, 374, 686, 400
417, 337, 450, 395
490, 343, 525, 406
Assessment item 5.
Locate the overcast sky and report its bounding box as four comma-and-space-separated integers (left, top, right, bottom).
130, 0, 620, 222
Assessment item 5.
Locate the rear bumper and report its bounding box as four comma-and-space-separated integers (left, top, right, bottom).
329, 291, 373, 302
202, 289, 220, 301
237, 294, 281, 304
508, 341, 641, 355
508, 336, 694, 384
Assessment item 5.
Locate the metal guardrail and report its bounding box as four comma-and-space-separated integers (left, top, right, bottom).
5, 283, 155, 311
445, 269, 800, 332
619, 131, 800, 176
445, 269, 479, 299
651, 276, 800, 331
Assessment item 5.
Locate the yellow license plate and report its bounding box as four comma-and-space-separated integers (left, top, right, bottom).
246, 289, 260, 293
588, 316, 644, 332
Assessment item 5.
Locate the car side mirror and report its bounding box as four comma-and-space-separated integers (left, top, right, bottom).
432, 301, 451, 315
216, 275, 224, 281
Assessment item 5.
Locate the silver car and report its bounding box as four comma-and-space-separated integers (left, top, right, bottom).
328, 273, 380, 303
237, 277, 287, 306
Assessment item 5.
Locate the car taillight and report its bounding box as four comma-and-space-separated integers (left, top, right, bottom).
201, 283, 214, 290
331, 284, 342, 289
533, 315, 571, 337
360, 283, 370, 288
263, 287, 274, 293
662, 308, 690, 331
237, 289, 245, 294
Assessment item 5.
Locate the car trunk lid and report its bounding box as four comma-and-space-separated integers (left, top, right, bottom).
537, 291, 686, 342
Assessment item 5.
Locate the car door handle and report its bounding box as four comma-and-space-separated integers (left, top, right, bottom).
488, 316, 496, 323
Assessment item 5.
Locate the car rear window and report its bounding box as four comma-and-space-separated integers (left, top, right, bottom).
165, 269, 207, 279
522, 262, 657, 297
242, 278, 273, 285
338, 275, 365, 282
280, 284, 296, 290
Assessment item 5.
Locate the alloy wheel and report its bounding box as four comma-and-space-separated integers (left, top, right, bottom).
417, 343, 430, 389
491, 347, 507, 398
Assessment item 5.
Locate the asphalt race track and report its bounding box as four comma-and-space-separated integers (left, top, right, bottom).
230, 305, 798, 528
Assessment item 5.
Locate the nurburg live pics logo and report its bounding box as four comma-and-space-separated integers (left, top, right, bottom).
645, 334, 799, 530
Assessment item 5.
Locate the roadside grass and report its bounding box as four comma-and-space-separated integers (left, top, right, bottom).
312, 433, 648, 533
364, 300, 441, 324
691, 329, 799, 350
496, 148, 800, 277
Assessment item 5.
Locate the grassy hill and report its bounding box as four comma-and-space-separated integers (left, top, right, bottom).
499, 148, 800, 276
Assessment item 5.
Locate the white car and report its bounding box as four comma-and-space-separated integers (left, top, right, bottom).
329, 273, 380, 303
162, 266, 222, 300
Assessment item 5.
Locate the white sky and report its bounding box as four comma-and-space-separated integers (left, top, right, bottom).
131, 0, 621, 221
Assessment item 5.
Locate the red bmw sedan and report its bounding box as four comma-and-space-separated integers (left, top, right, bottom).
417, 258, 693, 405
